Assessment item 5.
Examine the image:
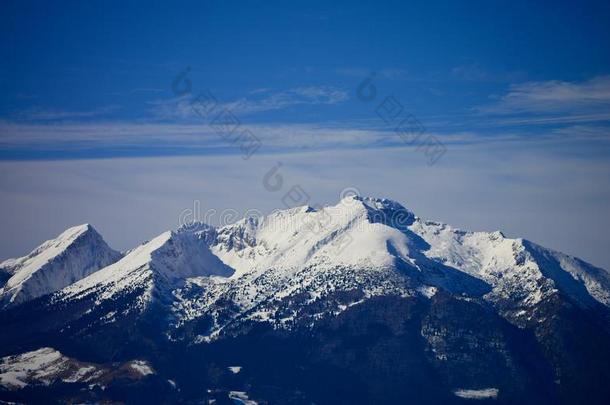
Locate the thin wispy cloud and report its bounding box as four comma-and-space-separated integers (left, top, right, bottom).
148, 96, 199, 121
488, 112, 610, 126
1, 118, 608, 161
481, 76, 610, 114
450, 64, 525, 83
225, 86, 348, 114
149, 86, 348, 120
15, 106, 120, 121
0, 121, 388, 153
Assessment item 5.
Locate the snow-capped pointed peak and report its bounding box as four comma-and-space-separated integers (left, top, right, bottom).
0, 224, 122, 307
59, 229, 233, 304
57, 223, 94, 239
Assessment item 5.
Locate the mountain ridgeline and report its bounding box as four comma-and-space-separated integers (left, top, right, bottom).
1, 197, 609, 404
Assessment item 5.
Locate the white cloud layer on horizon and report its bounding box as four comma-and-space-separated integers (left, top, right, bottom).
1, 120, 609, 154
1, 141, 609, 271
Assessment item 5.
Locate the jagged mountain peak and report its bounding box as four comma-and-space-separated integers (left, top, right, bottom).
1, 224, 97, 271
57, 223, 95, 238
181, 197, 415, 258
0, 224, 121, 307
343, 194, 410, 211
167, 197, 610, 313
59, 229, 233, 306
206, 196, 417, 276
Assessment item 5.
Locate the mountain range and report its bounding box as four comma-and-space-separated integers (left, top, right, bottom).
1, 196, 609, 404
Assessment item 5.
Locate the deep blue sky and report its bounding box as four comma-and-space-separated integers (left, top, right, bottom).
1, 0, 610, 270
1, 0, 610, 157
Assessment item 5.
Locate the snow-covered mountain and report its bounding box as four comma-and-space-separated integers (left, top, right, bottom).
164, 196, 609, 339
0, 224, 122, 307
56, 228, 233, 316
4, 196, 609, 339
1, 196, 610, 404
